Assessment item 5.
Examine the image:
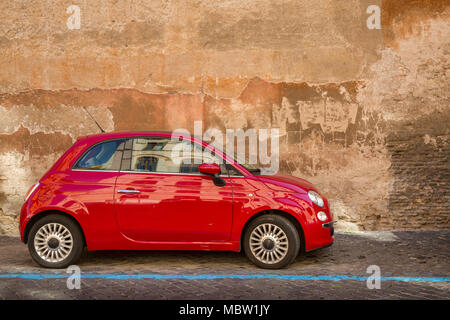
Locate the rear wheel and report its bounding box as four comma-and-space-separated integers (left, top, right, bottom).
243, 215, 300, 269
28, 214, 84, 268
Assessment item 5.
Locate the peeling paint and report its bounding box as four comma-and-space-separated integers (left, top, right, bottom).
0, 104, 114, 140
0, 1, 448, 235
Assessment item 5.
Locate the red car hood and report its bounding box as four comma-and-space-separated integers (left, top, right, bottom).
257, 174, 318, 193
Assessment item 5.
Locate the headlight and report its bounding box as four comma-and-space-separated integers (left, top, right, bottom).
308, 190, 324, 207
317, 211, 328, 221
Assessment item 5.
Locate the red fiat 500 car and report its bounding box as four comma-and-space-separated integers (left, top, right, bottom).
20, 131, 333, 269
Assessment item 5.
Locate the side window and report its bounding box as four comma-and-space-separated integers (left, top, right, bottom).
128, 137, 185, 173
121, 136, 241, 175
74, 139, 125, 171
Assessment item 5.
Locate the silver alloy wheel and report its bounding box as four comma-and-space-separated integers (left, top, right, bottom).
249, 223, 289, 264
34, 223, 73, 263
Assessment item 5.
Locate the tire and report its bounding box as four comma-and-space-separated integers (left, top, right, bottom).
27, 214, 84, 268
243, 214, 300, 269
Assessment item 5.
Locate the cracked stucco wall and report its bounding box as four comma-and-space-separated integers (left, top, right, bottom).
0, 0, 449, 235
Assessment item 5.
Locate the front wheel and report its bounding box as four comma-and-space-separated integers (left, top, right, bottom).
28, 214, 84, 268
243, 215, 300, 269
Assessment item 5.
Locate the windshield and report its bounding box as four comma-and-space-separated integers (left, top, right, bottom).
233, 157, 261, 175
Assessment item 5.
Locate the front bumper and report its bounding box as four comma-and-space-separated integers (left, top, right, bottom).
322, 221, 334, 237
304, 220, 334, 252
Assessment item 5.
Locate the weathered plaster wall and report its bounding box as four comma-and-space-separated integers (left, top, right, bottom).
0, 0, 448, 234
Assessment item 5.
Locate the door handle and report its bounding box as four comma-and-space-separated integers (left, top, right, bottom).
117, 189, 141, 194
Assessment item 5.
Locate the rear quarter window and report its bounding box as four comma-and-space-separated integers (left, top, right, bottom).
74, 139, 125, 171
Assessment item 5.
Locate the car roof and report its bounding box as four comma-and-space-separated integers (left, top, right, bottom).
76, 131, 190, 141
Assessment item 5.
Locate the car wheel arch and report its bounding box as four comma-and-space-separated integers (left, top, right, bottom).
24, 210, 87, 247
239, 209, 306, 253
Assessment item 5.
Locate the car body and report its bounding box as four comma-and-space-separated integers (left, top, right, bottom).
20, 131, 334, 269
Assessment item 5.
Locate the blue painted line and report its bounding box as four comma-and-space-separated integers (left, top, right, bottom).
0, 273, 449, 282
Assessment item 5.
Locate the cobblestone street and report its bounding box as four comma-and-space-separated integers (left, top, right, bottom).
0, 231, 449, 300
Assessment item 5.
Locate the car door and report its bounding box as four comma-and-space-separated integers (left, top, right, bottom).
114, 136, 234, 242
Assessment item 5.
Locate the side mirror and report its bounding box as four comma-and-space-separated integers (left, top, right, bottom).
198, 163, 226, 187
198, 163, 221, 175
